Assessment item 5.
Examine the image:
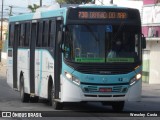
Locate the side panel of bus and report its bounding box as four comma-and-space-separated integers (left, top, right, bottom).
18, 49, 30, 93
8, 17, 63, 100
7, 23, 14, 88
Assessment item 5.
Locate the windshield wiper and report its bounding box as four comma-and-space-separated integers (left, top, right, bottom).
84, 24, 100, 42
112, 21, 126, 41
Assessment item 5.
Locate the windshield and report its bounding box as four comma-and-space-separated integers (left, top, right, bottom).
64, 24, 141, 63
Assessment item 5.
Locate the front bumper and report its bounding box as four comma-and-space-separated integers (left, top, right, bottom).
60, 75, 141, 102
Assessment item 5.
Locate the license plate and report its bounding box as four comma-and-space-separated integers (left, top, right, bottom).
99, 88, 112, 92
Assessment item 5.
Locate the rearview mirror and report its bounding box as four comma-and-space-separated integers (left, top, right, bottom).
142, 35, 146, 49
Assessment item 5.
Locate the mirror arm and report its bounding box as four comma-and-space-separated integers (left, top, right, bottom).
141, 34, 146, 49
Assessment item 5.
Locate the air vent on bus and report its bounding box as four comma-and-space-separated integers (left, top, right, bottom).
75, 64, 135, 74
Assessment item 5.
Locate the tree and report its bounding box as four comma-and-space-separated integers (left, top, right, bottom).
28, 4, 40, 13
56, 0, 92, 4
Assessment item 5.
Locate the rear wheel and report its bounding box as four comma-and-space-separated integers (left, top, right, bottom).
20, 76, 30, 102
112, 101, 125, 112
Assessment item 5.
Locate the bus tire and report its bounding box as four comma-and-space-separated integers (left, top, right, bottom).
30, 96, 39, 103
112, 101, 124, 112
48, 83, 63, 109
48, 83, 53, 106
20, 76, 30, 103
53, 101, 63, 110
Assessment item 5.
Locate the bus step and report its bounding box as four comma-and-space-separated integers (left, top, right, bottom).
13, 88, 18, 91
54, 99, 61, 102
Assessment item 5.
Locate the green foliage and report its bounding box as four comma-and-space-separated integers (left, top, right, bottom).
56, 0, 92, 4
28, 4, 40, 13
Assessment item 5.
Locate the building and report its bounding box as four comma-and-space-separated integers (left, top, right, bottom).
0, 19, 8, 59
95, 0, 160, 84
95, 0, 143, 12
142, 0, 160, 84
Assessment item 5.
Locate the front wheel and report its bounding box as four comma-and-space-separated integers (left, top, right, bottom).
53, 101, 63, 110
30, 96, 39, 103
48, 83, 63, 110
112, 101, 125, 112
48, 83, 53, 106
20, 76, 30, 102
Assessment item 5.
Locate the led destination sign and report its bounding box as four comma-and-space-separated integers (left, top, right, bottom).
78, 11, 127, 19
67, 8, 139, 22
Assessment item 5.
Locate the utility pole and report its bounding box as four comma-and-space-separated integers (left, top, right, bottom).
91, 0, 95, 4
40, 0, 42, 7
0, 0, 4, 62
9, 6, 13, 16
110, 0, 113, 4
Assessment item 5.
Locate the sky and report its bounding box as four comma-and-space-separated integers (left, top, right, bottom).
0, 0, 55, 18
0, 0, 140, 18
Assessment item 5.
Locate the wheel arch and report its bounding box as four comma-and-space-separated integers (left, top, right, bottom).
19, 71, 24, 91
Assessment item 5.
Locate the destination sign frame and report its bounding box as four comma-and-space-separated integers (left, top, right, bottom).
67, 8, 140, 24
78, 11, 127, 19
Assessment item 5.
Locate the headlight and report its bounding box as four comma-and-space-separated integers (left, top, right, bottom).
65, 72, 72, 79
130, 73, 141, 86
65, 72, 80, 85
136, 73, 142, 80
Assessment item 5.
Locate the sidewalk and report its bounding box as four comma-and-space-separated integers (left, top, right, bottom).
0, 58, 7, 79
142, 82, 160, 98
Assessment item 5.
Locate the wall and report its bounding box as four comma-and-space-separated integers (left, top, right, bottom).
142, 0, 160, 84
147, 41, 160, 84
2, 52, 7, 59
143, 0, 160, 5
142, 26, 160, 38
0, 20, 8, 60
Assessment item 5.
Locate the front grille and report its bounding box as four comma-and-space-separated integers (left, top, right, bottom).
76, 64, 134, 74
112, 86, 122, 92
87, 86, 98, 92
113, 95, 125, 97
84, 94, 125, 97
82, 85, 128, 93
64, 60, 139, 75
84, 94, 97, 97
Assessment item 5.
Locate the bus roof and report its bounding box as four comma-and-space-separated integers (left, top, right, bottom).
9, 7, 68, 22
9, 4, 136, 23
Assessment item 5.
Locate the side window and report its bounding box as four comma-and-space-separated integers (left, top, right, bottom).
49, 20, 56, 48
9, 23, 14, 47
31, 22, 37, 46
24, 22, 31, 47
42, 20, 49, 47
14, 24, 20, 47
36, 21, 43, 47
19, 23, 25, 47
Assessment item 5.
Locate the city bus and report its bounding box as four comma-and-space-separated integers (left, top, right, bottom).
7, 4, 146, 111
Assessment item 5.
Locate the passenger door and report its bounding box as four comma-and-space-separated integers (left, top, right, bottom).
54, 19, 63, 99
30, 21, 37, 94
13, 24, 20, 89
